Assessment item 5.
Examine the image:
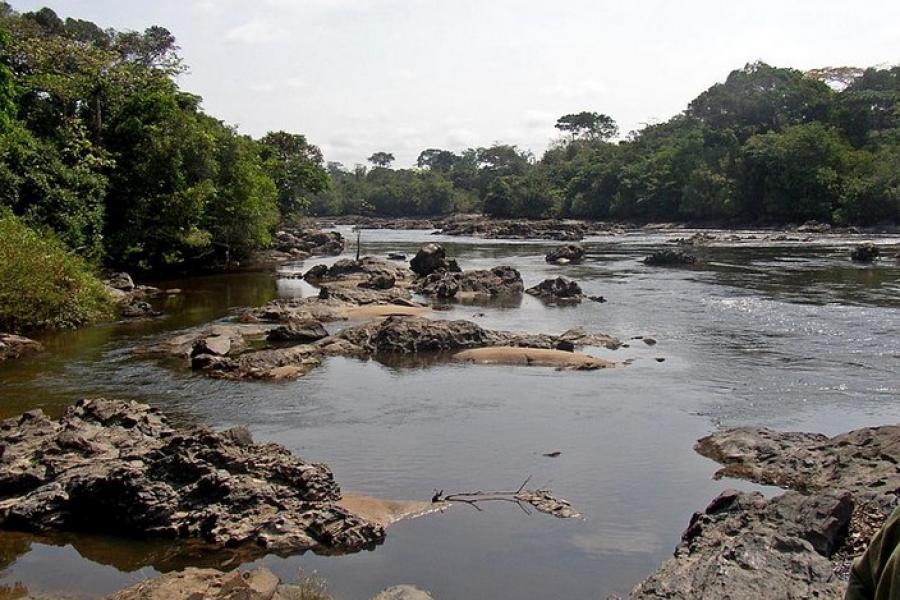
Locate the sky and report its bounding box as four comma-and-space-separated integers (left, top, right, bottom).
10, 0, 900, 167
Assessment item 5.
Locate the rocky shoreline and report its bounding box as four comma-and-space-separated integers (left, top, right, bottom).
626, 423, 900, 599
0, 399, 383, 557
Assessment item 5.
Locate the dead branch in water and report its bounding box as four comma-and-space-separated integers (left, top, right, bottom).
432, 476, 581, 519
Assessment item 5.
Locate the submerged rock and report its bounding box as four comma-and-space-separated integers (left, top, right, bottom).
0, 333, 43, 362
526, 277, 584, 304
372, 585, 435, 600
545, 244, 585, 265
0, 399, 383, 556
851, 243, 880, 263
643, 250, 696, 266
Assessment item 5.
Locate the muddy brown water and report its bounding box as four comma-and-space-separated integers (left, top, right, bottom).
1, 228, 898, 599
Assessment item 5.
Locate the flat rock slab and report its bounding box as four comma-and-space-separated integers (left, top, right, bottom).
695, 425, 900, 493
109, 567, 280, 600
453, 346, 613, 370
0, 399, 383, 557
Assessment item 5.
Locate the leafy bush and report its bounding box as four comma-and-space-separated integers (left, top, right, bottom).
0, 212, 113, 331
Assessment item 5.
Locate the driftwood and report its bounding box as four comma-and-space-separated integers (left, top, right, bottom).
432, 477, 581, 519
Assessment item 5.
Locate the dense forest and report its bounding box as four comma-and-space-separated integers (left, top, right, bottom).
0, 4, 898, 282
0, 4, 328, 273
319, 64, 900, 226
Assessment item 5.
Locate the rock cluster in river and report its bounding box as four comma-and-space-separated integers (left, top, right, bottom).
526, 277, 584, 304
628, 424, 900, 599
104, 272, 165, 319
545, 244, 585, 265
276, 228, 345, 257
414, 265, 524, 299
0, 399, 383, 556
0, 333, 42, 362
643, 249, 696, 267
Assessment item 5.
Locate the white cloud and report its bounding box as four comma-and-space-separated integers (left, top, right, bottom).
522, 109, 556, 128
192, 0, 219, 14
225, 18, 286, 44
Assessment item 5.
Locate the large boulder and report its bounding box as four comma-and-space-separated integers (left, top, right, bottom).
0, 399, 383, 556
409, 244, 453, 276
526, 277, 584, 304
545, 244, 585, 265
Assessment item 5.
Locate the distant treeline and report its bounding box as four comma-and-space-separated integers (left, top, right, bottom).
1, 4, 898, 280
0, 4, 328, 272
316, 63, 900, 226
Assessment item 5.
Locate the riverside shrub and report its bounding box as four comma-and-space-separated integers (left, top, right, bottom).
0, 212, 114, 331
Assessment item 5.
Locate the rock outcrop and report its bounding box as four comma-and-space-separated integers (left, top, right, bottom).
525, 277, 584, 304
275, 228, 345, 257
0, 399, 383, 556
545, 244, 585, 265
415, 266, 524, 299
630, 490, 850, 599
0, 333, 43, 362
630, 424, 900, 599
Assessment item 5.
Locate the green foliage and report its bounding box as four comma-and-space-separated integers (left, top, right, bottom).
737, 123, 851, 222
0, 211, 113, 331
259, 131, 328, 216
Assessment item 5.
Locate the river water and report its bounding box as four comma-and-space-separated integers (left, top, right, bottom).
1, 228, 898, 599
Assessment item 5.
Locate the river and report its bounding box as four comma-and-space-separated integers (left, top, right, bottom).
1, 227, 898, 599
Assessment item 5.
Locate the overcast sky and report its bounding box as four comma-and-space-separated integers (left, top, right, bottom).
11, 0, 900, 167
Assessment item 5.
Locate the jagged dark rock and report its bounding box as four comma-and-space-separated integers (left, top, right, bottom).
643, 250, 696, 266
851, 243, 880, 263
0, 399, 383, 557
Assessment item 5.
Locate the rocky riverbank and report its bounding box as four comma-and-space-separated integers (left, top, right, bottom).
0, 399, 383, 557
627, 423, 900, 599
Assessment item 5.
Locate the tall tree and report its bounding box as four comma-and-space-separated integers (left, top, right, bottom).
555, 112, 618, 141
368, 151, 395, 168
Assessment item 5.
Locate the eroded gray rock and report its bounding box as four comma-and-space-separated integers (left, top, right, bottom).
0, 399, 383, 556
